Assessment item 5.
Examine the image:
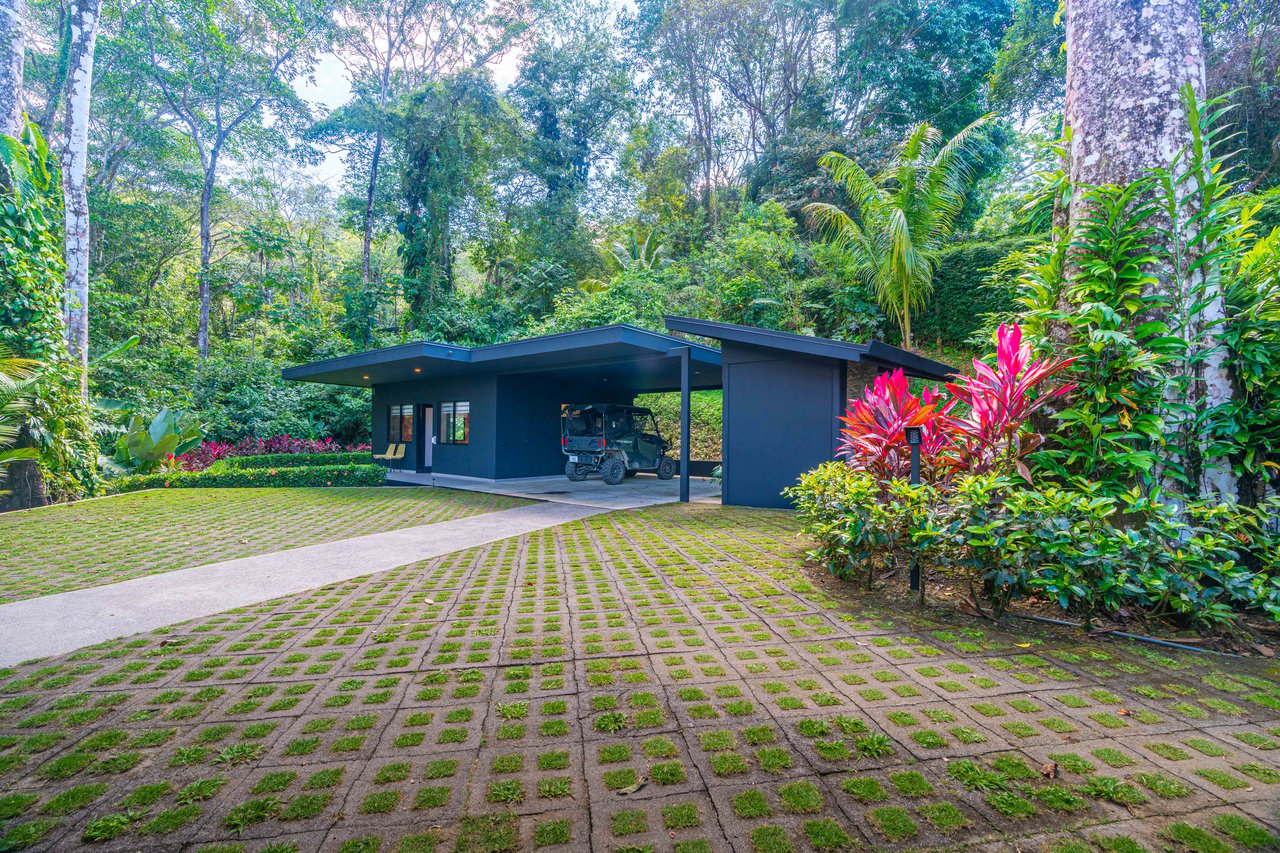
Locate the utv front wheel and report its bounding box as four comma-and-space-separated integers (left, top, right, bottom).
601, 457, 627, 485
565, 461, 588, 482
656, 457, 677, 480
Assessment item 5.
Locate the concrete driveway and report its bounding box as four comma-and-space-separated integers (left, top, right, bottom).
387, 470, 722, 509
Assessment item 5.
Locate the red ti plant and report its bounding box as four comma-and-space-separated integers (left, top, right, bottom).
836, 369, 955, 485
945, 323, 1076, 481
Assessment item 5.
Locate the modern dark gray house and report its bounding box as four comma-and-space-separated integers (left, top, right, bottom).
283, 317, 953, 509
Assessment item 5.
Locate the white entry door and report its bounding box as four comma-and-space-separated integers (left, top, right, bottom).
419, 404, 434, 471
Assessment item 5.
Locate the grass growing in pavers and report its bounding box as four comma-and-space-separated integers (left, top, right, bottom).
0, 501, 1277, 852
0, 486, 529, 602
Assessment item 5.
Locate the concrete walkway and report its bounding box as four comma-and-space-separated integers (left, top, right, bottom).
387, 471, 722, 509
0, 501, 603, 667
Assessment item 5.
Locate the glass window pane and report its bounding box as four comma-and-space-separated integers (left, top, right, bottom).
388, 406, 401, 443
455, 402, 469, 444
401, 406, 414, 442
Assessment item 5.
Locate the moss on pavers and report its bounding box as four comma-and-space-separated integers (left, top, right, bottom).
0, 503, 1277, 853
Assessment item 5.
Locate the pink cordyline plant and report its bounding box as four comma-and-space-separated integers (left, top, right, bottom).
836, 323, 1075, 486
836, 369, 955, 483
178, 435, 372, 471
945, 323, 1076, 481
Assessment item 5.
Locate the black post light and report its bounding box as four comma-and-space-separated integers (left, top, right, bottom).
903, 426, 923, 593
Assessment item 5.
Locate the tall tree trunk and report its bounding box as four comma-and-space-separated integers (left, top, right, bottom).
62, 0, 102, 396
0, 0, 23, 137
1064, 0, 1204, 207
360, 126, 382, 344
1063, 0, 1235, 499
196, 149, 218, 359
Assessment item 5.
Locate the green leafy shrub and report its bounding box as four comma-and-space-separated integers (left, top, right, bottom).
103, 463, 386, 494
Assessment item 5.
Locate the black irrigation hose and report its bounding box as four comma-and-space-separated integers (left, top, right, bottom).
1008, 612, 1244, 658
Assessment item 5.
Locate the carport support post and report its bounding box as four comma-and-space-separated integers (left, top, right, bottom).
675, 346, 691, 503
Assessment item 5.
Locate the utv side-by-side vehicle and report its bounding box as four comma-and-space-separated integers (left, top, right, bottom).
561, 403, 677, 485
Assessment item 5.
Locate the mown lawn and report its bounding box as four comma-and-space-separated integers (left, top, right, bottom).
0, 502, 1277, 852
0, 487, 530, 603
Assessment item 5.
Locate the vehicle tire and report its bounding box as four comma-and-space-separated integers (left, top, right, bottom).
601, 456, 627, 485
656, 457, 677, 480
565, 461, 588, 482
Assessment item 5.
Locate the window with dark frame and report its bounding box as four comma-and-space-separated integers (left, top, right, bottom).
440, 401, 470, 445
387, 404, 413, 442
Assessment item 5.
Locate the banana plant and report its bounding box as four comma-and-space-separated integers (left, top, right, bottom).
108, 408, 205, 475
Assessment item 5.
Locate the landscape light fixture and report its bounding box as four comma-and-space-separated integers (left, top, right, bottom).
903, 425, 923, 594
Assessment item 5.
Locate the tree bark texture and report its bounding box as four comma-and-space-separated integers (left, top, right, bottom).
1064, 0, 1205, 192
0, 0, 23, 138
62, 0, 102, 394
0, 432, 48, 511
197, 150, 217, 359
1064, 0, 1236, 498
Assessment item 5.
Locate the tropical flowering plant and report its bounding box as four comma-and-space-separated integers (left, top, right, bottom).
836, 369, 954, 484
945, 323, 1076, 481
835, 323, 1075, 488
178, 435, 372, 471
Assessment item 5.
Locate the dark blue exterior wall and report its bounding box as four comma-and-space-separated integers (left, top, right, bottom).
371, 375, 498, 478
372, 373, 639, 480
721, 342, 845, 509
493, 376, 632, 479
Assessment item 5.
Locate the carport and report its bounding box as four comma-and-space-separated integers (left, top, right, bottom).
283, 326, 722, 503
284, 319, 954, 509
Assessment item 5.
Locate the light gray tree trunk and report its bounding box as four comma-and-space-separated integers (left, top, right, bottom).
197, 157, 216, 359
1064, 0, 1236, 499
0, 0, 23, 138
62, 0, 102, 395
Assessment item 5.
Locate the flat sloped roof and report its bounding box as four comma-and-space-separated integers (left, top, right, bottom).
282, 324, 723, 392
662, 316, 956, 381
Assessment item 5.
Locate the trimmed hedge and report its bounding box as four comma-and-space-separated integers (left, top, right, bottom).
209, 451, 371, 471
103, 464, 387, 494
912, 236, 1042, 347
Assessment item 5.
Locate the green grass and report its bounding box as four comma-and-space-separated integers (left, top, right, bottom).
662, 802, 700, 829
840, 776, 888, 802
1162, 823, 1231, 853
917, 801, 970, 832
0, 501, 1276, 853
749, 825, 795, 853
1210, 814, 1280, 849
867, 806, 918, 841
611, 809, 647, 836
0, 487, 529, 603
534, 818, 572, 847
732, 789, 771, 819
803, 819, 855, 851
777, 781, 823, 814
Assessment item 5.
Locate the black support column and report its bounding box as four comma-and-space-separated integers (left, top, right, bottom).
673, 346, 691, 503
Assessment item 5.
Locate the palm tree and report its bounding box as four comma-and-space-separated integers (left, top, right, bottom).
805, 116, 992, 350
0, 349, 41, 493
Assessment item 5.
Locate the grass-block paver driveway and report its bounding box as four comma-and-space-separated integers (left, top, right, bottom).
1, 502, 1278, 853
0, 487, 529, 603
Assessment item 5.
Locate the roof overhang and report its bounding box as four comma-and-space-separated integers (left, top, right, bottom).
282, 324, 724, 393
663, 316, 956, 382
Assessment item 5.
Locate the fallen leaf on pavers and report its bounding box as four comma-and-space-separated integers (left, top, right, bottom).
422, 598, 435, 605
1014, 643, 1031, 648
1255, 644, 1275, 658
1040, 762, 1058, 779
616, 776, 647, 795
1116, 708, 1133, 717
